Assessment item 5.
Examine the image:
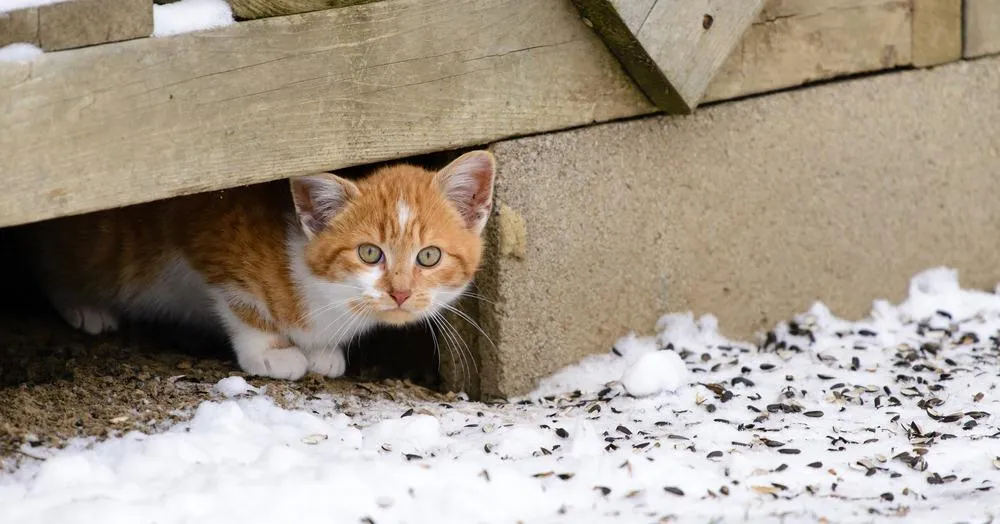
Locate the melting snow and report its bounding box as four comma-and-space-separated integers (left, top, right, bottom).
0, 0, 70, 14
212, 376, 258, 398
152, 0, 234, 38
0, 43, 42, 62
3, 267, 1000, 523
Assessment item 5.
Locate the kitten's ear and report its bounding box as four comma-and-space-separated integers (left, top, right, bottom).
434, 150, 496, 235
289, 174, 359, 238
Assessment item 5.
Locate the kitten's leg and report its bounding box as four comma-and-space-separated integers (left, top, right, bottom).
231, 327, 309, 380
211, 295, 308, 380
48, 292, 119, 335
60, 306, 120, 335
305, 346, 347, 378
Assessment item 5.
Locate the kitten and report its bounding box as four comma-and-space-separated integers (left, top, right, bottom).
18, 151, 496, 380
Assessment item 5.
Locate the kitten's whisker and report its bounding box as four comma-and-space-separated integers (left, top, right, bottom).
311, 308, 357, 368
312, 306, 358, 353
438, 302, 497, 355
458, 291, 498, 306
344, 305, 375, 366
441, 313, 479, 377
432, 310, 477, 383
430, 313, 469, 386
428, 314, 459, 381
324, 309, 359, 350
294, 297, 357, 325
425, 318, 442, 373
329, 305, 370, 364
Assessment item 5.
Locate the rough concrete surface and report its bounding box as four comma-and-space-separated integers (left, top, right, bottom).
478, 57, 1000, 398
964, 0, 1000, 58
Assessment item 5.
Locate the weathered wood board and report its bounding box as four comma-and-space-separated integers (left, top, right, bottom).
153, 0, 379, 21
573, 0, 765, 113
227, 0, 379, 20
912, 0, 962, 67
0, 8, 39, 48
965, 0, 1000, 58
0, 0, 654, 228
704, 0, 913, 103
1, 0, 152, 51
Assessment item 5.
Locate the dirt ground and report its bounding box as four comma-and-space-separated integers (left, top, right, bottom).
0, 308, 448, 460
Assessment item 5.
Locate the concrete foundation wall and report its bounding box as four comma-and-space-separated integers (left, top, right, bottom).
468, 57, 1000, 399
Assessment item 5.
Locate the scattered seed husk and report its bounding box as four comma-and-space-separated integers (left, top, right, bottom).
301, 434, 328, 445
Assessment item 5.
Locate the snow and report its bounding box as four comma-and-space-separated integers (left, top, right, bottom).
3, 267, 1000, 523
152, 0, 234, 38
0, 0, 70, 14
621, 348, 688, 397
213, 376, 258, 398
0, 43, 42, 63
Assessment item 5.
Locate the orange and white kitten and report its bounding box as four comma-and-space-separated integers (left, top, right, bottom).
20, 151, 496, 380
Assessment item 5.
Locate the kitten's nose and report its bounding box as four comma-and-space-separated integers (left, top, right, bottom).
390, 290, 411, 306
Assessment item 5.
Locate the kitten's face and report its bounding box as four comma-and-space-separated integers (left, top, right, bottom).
292, 151, 495, 326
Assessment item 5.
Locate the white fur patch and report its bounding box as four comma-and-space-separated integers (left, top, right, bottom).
120, 254, 215, 328
209, 290, 308, 380
397, 200, 412, 229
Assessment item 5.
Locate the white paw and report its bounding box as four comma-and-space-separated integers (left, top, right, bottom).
238, 347, 309, 380
60, 306, 119, 335
307, 347, 347, 378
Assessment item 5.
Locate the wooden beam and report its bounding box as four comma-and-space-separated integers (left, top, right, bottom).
965, 0, 1000, 58
1, 0, 152, 52
227, 0, 379, 20
0, 8, 39, 49
704, 0, 913, 103
154, 0, 380, 21
573, 0, 765, 113
0, 0, 654, 228
912, 0, 962, 67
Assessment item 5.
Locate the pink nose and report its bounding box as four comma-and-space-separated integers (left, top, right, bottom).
389, 290, 411, 306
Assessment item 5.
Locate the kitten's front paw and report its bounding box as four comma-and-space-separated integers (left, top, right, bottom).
307, 347, 347, 378
60, 306, 119, 335
238, 347, 309, 380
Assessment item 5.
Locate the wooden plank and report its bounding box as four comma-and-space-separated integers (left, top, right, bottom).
39, 0, 152, 51
227, 0, 379, 20
0, 0, 654, 228
704, 0, 912, 103
2, 0, 152, 52
965, 0, 1000, 58
0, 8, 39, 48
912, 0, 962, 67
573, 0, 765, 113
154, 0, 379, 21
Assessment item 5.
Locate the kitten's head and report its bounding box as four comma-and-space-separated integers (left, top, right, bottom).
290, 151, 496, 326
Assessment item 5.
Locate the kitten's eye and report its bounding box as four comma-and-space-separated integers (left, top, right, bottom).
358, 244, 383, 264
416, 246, 441, 268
